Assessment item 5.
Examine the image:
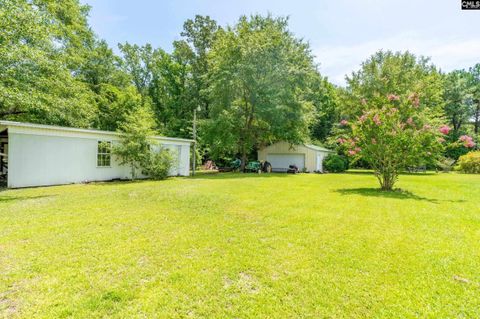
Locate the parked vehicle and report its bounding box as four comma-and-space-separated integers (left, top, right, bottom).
245, 161, 272, 173
287, 164, 299, 174
218, 158, 241, 172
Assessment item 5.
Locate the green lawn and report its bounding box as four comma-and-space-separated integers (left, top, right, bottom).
1, 172, 479, 318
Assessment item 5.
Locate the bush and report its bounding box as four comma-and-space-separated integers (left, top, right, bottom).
142, 149, 174, 180
445, 143, 469, 160
455, 151, 480, 174
323, 154, 348, 173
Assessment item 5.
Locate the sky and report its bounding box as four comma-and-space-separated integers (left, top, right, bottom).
82, 0, 480, 86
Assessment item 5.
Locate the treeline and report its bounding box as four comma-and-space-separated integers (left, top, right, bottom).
1, 0, 478, 165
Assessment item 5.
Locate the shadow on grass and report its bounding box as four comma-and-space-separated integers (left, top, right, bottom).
0, 194, 54, 203
343, 170, 437, 176
336, 188, 465, 203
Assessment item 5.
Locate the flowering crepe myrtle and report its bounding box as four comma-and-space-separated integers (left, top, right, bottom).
336, 93, 446, 190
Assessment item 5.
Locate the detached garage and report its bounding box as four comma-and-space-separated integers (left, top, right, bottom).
258, 141, 334, 173
0, 121, 193, 188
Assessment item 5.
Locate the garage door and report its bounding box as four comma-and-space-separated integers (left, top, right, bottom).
266, 154, 305, 170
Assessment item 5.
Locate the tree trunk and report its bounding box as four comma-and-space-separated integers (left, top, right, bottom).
375, 169, 397, 191
240, 143, 247, 172
475, 101, 480, 134
130, 164, 136, 181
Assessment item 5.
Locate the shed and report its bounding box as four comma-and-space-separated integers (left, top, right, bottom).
0, 121, 193, 188
257, 141, 334, 173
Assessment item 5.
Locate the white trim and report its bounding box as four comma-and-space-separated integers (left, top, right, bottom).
96, 140, 112, 168
0, 121, 194, 144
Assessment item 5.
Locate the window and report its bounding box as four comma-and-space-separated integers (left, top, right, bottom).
97, 141, 111, 167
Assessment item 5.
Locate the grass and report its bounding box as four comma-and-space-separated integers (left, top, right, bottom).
0, 171, 479, 318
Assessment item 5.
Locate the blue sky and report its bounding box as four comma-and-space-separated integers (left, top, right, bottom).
83, 0, 480, 85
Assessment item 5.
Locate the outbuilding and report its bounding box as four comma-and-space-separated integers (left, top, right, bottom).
0, 121, 192, 188
257, 141, 334, 173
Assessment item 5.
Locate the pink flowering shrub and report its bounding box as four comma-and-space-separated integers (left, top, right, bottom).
439, 125, 451, 135
337, 93, 444, 190
459, 135, 476, 148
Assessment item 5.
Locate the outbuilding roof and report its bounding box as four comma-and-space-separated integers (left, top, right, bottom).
0, 120, 194, 144
304, 144, 335, 153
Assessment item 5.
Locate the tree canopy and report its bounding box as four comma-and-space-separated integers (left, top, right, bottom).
1, 1, 477, 171
202, 15, 317, 168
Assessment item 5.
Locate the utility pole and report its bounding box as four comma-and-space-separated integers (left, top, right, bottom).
192, 106, 201, 175
192, 107, 197, 176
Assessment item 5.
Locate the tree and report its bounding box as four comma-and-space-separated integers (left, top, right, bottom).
338, 95, 445, 190
179, 15, 220, 116
0, 0, 97, 126
469, 64, 480, 134
342, 51, 444, 117
94, 85, 144, 131
339, 51, 446, 190
308, 76, 339, 142
204, 15, 315, 169
113, 106, 156, 180
443, 70, 473, 135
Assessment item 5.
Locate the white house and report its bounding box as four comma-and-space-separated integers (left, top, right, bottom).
257, 141, 334, 173
0, 121, 193, 188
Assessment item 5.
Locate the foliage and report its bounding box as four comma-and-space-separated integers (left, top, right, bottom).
444, 142, 470, 160
118, 42, 195, 137
339, 52, 447, 190
341, 51, 444, 118
94, 85, 145, 131
204, 15, 316, 169
308, 77, 340, 142
113, 106, 155, 180
468, 64, 480, 134
323, 154, 348, 173
0, 0, 97, 126
443, 70, 473, 134
179, 15, 220, 116
456, 151, 480, 173
141, 148, 174, 180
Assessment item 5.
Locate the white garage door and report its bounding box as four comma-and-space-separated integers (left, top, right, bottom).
266, 154, 305, 170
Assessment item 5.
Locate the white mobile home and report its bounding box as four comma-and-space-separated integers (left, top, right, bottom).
258, 141, 334, 173
0, 121, 192, 188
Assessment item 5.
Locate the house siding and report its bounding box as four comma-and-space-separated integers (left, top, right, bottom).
6, 124, 191, 188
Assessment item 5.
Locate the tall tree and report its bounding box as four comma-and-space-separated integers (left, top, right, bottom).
204, 15, 315, 169
308, 76, 339, 142
469, 64, 480, 134
118, 42, 195, 137
443, 70, 473, 135
118, 43, 155, 96
180, 15, 220, 115
0, 0, 97, 126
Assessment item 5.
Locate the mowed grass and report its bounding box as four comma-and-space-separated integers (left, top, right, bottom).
1, 172, 479, 318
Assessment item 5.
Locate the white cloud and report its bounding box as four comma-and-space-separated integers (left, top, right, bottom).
314, 33, 480, 86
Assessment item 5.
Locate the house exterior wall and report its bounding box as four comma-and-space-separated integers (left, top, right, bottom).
257, 141, 331, 173
6, 125, 191, 188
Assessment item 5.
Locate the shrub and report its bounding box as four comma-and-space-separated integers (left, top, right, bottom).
456, 151, 480, 174
142, 149, 174, 180
323, 154, 348, 173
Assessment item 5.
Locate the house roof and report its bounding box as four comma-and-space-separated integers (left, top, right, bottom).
304, 144, 335, 153
0, 120, 194, 144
